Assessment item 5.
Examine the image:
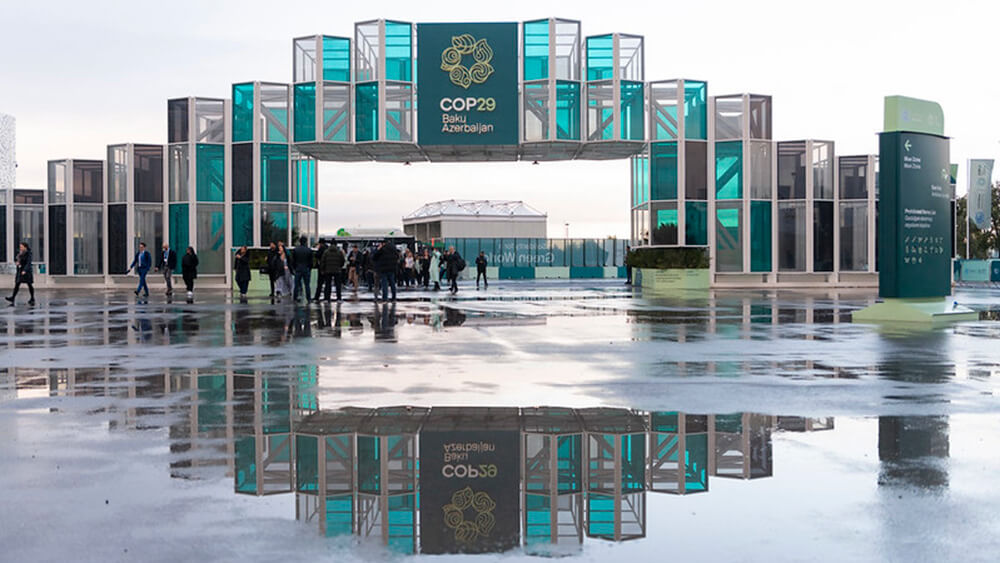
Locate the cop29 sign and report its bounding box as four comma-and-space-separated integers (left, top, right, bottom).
417, 23, 518, 145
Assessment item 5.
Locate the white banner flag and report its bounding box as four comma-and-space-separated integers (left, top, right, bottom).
968, 159, 994, 230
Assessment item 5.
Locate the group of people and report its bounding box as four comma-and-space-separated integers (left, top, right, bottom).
128, 242, 199, 298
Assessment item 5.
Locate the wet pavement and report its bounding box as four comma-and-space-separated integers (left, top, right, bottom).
1, 281, 999, 561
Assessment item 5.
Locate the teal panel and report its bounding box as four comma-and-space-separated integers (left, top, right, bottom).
685, 433, 709, 492
296, 158, 317, 208
293, 83, 316, 142
387, 494, 416, 554
261, 144, 289, 202
653, 98, 678, 140
385, 21, 412, 81
715, 413, 742, 433
570, 266, 603, 278
232, 203, 253, 247
524, 20, 549, 80
325, 495, 354, 537
716, 207, 742, 271
654, 209, 678, 245
296, 435, 319, 492
650, 412, 679, 432
557, 434, 583, 493
197, 374, 226, 432
262, 376, 291, 434
550, 240, 566, 267
499, 266, 534, 279
586, 494, 615, 537
621, 433, 645, 492
322, 37, 350, 82
169, 203, 189, 274
355, 82, 379, 142
685, 201, 708, 246
650, 142, 678, 200
570, 240, 584, 266
617, 265, 627, 277
715, 141, 743, 199
525, 494, 552, 544
750, 201, 772, 272
586, 35, 614, 80
683, 81, 708, 140
298, 365, 318, 411
195, 144, 225, 202
620, 81, 644, 141
232, 83, 254, 143
555, 81, 580, 140
357, 436, 380, 494
235, 436, 257, 494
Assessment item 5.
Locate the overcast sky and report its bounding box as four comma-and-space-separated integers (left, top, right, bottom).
2, 0, 998, 237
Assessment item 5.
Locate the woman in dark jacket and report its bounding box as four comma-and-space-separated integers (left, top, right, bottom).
181, 246, 199, 297
234, 246, 252, 299
6, 242, 35, 305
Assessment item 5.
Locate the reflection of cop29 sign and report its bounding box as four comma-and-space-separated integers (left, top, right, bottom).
419, 429, 519, 554
417, 23, 518, 145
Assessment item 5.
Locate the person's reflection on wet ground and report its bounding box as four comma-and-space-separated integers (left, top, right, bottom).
292, 306, 312, 338
316, 303, 343, 338
232, 305, 253, 346
442, 306, 466, 327
348, 311, 363, 336
132, 315, 153, 342
374, 302, 397, 342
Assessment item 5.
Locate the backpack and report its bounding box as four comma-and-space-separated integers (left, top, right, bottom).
456, 256, 466, 271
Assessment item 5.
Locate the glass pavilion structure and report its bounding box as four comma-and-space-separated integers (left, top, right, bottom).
19, 17, 898, 287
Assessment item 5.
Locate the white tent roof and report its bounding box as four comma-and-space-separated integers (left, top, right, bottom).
403, 200, 546, 220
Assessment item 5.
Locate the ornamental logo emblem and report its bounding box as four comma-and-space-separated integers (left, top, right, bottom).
442, 486, 497, 544
440, 34, 494, 89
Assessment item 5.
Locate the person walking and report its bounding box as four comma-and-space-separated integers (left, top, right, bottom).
266, 242, 281, 296
625, 244, 633, 285
419, 248, 431, 289
475, 250, 488, 290
319, 242, 346, 301
347, 245, 359, 290
129, 242, 153, 297
403, 249, 415, 288
311, 239, 328, 302
234, 246, 252, 299
290, 236, 313, 304
372, 240, 400, 302
445, 245, 464, 295
430, 247, 442, 291
181, 246, 199, 297
5, 242, 35, 306
275, 244, 293, 299
157, 242, 177, 295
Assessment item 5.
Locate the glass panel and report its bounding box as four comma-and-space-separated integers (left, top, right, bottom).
748, 96, 772, 140
355, 82, 379, 142
686, 141, 708, 200
134, 205, 163, 260
48, 160, 67, 204
323, 36, 351, 81
839, 157, 868, 199
714, 96, 743, 140
620, 81, 644, 141
196, 144, 225, 202
523, 20, 549, 81
293, 83, 316, 142
650, 142, 677, 201
570, 239, 584, 266
231, 143, 252, 202
555, 81, 580, 140
108, 146, 129, 203
812, 142, 834, 200
618, 35, 643, 81
813, 201, 834, 272
683, 80, 707, 140
716, 205, 742, 272
778, 201, 806, 271
550, 239, 565, 267
685, 201, 708, 246
73, 206, 103, 274
750, 201, 772, 272
168, 145, 189, 202
169, 204, 189, 273
294, 37, 317, 83
777, 142, 806, 199
107, 204, 126, 273
197, 204, 225, 275
48, 206, 66, 275
261, 204, 289, 246
523, 82, 549, 142
167, 99, 188, 143
13, 207, 44, 262
586, 82, 614, 141
292, 152, 317, 208
261, 144, 289, 202
749, 141, 772, 199
840, 201, 868, 271
554, 19, 580, 81
260, 84, 289, 143
322, 83, 350, 142
73, 160, 103, 203
385, 21, 412, 82
232, 203, 254, 248
0, 206, 5, 262
133, 145, 163, 203
384, 82, 413, 142
649, 81, 678, 141
715, 141, 743, 200
586, 35, 613, 80
195, 99, 225, 143
232, 83, 254, 143
651, 203, 678, 245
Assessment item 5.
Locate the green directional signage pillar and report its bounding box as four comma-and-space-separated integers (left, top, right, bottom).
877, 131, 952, 298
416, 22, 518, 146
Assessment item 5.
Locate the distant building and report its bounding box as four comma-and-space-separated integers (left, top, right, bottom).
402, 200, 547, 241
1, 113, 16, 265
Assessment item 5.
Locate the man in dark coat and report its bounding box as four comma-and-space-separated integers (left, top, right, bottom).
475, 250, 488, 290
129, 242, 153, 297
266, 242, 280, 296
312, 239, 328, 302
372, 241, 400, 302
445, 245, 463, 295
156, 243, 177, 295
319, 243, 347, 301
5, 242, 35, 305
289, 236, 314, 304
